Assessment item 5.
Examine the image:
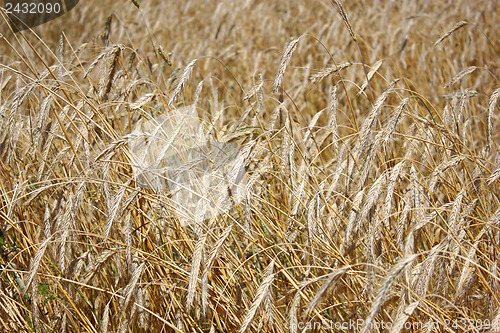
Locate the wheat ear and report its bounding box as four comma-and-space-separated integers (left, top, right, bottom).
434, 20, 468, 46
187, 232, 207, 309
273, 38, 300, 93
239, 260, 275, 333
169, 58, 198, 105
444, 66, 478, 88
487, 88, 500, 150
389, 300, 420, 333
360, 254, 417, 333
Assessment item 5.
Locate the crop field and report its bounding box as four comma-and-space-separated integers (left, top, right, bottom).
0, 0, 499, 332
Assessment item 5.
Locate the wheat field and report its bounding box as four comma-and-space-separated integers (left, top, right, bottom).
0, 0, 499, 332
